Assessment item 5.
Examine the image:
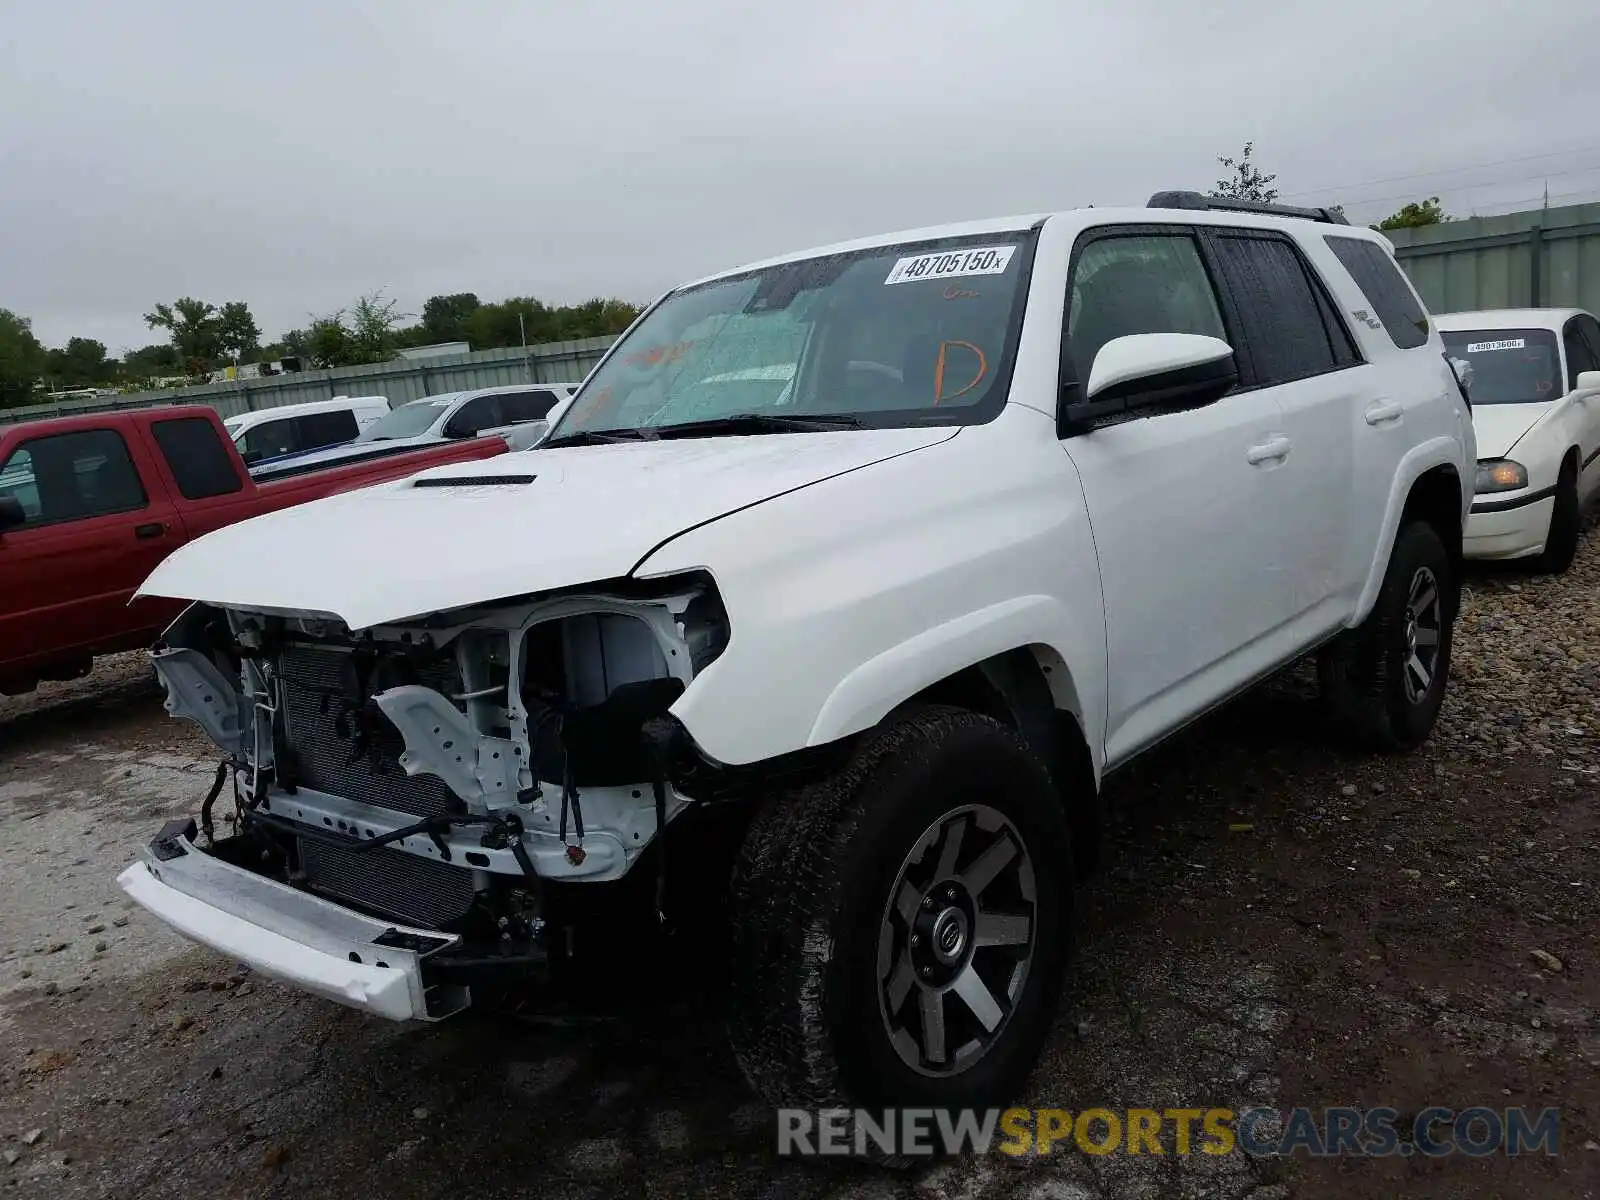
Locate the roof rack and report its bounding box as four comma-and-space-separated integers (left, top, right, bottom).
1146, 190, 1350, 225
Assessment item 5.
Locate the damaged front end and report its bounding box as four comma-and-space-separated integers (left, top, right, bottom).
119, 573, 731, 1021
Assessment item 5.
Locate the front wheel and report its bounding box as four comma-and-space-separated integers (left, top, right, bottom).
1318, 519, 1455, 751
726, 707, 1074, 1129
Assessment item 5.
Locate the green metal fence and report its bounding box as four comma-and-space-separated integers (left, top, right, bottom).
1384, 201, 1600, 317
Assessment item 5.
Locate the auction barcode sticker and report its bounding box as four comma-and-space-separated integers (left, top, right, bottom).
884, 245, 1016, 286
1465, 338, 1525, 352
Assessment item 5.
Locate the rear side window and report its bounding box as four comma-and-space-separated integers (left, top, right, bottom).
1207, 233, 1348, 386
1579, 314, 1600, 366
1324, 236, 1430, 349
0, 429, 147, 525
151, 417, 244, 499
1562, 319, 1600, 388
496, 390, 560, 423
295, 409, 359, 448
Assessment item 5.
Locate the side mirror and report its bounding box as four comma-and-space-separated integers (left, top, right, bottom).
0, 495, 27, 533
1577, 370, 1600, 392
501, 420, 552, 452
1065, 333, 1238, 428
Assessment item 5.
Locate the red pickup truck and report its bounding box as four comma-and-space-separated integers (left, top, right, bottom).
0, 405, 512, 696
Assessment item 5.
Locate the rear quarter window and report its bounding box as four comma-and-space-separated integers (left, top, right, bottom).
1323, 236, 1431, 350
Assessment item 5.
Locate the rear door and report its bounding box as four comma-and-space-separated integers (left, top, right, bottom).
1200, 227, 1364, 622
139, 414, 256, 540
0, 425, 180, 674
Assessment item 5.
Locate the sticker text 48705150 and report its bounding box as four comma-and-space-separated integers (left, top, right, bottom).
885, 245, 1017, 286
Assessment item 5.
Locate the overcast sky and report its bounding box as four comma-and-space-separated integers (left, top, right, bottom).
4, 0, 1600, 354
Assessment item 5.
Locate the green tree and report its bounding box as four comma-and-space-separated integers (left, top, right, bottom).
1210, 141, 1280, 203
420, 292, 481, 344
349, 289, 409, 361
45, 337, 110, 387
306, 311, 355, 368
121, 343, 181, 380
216, 301, 261, 362
144, 297, 221, 374
0, 308, 46, 406
1373, 197, 1450, 231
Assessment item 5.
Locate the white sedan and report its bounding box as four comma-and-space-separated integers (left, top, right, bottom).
1437, 308, 1600, 572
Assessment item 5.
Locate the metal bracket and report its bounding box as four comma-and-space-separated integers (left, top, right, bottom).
373, 684, 524, 808
151, 646, 248, 757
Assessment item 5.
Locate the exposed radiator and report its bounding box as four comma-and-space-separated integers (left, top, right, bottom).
299, 837, 477, 930
277, 643, 461, 820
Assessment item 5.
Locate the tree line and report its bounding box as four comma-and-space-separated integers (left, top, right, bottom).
0, 289, 643, 408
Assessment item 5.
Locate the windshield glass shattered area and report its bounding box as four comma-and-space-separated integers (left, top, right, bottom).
1440, 328, 1563, 406
549, 232, 1036, 438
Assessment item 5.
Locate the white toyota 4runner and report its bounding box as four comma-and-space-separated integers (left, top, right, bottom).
120, 191, 1474, 1120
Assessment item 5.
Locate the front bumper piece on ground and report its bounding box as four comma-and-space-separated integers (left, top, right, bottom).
117, 821, 467, 1022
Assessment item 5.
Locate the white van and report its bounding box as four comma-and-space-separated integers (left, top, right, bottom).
223, 396, 391, 466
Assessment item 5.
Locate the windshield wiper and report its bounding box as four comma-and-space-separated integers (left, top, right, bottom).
540, 427, 660, 448
650, 413, 867, 438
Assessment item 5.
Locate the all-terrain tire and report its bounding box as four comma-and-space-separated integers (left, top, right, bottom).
726, 706, 1074, 1142
1318, 519, 1455, 751
1531, 460, 1582, 575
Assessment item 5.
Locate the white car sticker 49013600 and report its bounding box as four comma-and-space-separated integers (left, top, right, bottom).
1465, 338, 1526, 353
884, 245, 1016, 286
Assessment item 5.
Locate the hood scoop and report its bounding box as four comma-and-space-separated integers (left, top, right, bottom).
411, 474, 537, 488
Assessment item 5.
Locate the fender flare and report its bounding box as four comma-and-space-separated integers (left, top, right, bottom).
805, 594, 1084, 749
1352, 436, 1468, 625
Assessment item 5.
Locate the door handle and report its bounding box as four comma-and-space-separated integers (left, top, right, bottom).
1246, 436, 1292, 465
134, 522, 166, 540
1365, 401, 1404, 426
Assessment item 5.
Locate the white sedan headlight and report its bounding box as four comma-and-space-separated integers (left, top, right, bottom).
1474, 459, 1529, 494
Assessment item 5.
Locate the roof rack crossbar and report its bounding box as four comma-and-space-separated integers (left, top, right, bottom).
1146, 190, 1350, 225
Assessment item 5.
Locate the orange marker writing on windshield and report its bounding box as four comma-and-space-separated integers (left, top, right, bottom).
933, 341, 988, 404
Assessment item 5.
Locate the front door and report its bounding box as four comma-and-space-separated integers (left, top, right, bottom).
1056, 226, 1302, 768
0, 426, 180, 682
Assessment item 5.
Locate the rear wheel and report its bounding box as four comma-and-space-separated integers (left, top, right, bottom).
726, 707, 1074, 1139
1318, 519, 1455, 751
1531, 460, 1581, 575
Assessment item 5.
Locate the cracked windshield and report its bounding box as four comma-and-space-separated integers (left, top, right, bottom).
553, 235, 1033, 436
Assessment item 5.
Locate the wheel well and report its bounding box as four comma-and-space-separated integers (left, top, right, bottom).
1561, 446, 1580, 477
903, 649, 1101, 877
1402, 464, 1464, 569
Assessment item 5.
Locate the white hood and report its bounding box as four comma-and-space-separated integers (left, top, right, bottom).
138, 428, 957, 629
1470, 402, 1550, 459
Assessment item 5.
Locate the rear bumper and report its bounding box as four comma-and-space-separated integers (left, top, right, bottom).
1464, 494, 1553, 560
117, 823, 466, 1022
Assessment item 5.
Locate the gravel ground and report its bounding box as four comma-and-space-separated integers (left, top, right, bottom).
2, 517, 1598, 1200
